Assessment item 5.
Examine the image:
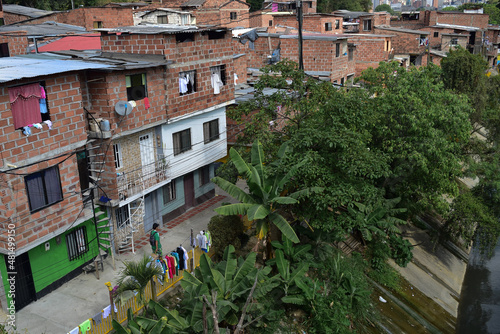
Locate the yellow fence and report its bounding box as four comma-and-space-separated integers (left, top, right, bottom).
73, 247, 204, 334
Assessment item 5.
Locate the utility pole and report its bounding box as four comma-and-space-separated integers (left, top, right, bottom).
296, 0, 304, 70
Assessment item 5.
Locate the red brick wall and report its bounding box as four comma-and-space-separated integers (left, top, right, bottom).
26, 7, 134, 31
373, 12, 391, 26
0, 73, 88, 251
0, 31, 28, 56
3, 12, 30, 25
348, 35, 390, 77
427, 11, 489, 30
374, 27, 426, 54
233, 54, 248, 85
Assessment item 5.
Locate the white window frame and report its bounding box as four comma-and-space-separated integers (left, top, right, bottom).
113, 143, 123, 169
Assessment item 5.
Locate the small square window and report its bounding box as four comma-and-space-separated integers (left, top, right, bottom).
113, 143, 122, 169
93, 21, 103, 29
335, 20, 340, 29
230, 12, 237, 20
434, 32, 439, 38
348, 47, 354, 61
181, 14, 190, 25
66, 226, 88, 261
157, 16, 168, 24
179, 70, 196, 95
269, 20, 273, 27
173, 129, 191, 155
325, 22, 332, 31
203, 119, 220, 143
163, 182, 176, 204
335, 43, 340, 57
25, 166, 63, 213
199, 166, 210, 186
126, 73, 147, 101
451, 38, 458, 46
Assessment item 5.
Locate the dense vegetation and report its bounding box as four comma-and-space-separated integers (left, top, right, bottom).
110, 45, 500, 333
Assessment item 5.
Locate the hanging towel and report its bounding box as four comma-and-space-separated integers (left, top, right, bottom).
144, 97, 150, 109
92, 312, 102, 325
79, 319, 91, 333
103, 305, 111, 319
181, 246, 189, 270
39, 98, 48, 114
211, 73, 223, 94
68, 327, 79, 334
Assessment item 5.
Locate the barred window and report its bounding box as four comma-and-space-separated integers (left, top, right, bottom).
66, 226, 88, 261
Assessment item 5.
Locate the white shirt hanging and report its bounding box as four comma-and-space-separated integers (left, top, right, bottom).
211, 73, 223, 95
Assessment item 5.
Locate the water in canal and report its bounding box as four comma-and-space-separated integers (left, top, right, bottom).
457, 240, 500, 333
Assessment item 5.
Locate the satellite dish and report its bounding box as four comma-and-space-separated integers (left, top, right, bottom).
114, 100, 133, 116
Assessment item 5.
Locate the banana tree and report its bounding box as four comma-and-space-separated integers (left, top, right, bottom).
212, 140, 321, 245
180, 245, 279, 333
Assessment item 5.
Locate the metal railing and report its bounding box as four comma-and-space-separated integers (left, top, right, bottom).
74, 247, 204, 334
117, 154, 169, 200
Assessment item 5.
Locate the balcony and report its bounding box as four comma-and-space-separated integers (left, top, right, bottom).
117, 154, 169, 201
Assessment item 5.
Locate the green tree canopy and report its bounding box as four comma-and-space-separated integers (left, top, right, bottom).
375, 4, 394, 15
317, 0, 372, 14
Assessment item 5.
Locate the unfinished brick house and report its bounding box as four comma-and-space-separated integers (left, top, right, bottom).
374, 26, 431, 66
2, 4, 54, 25
0, 55, 115, 312
69, 25, 234, 254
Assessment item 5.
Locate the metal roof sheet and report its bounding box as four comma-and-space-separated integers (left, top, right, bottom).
95, 24, 220, 35
0, 55, 114, 84
2, 4, 55, 18
181, 0, 206, 7
432, 23, 481, 32
374, 26, 430, 35
0, 21, 87, 37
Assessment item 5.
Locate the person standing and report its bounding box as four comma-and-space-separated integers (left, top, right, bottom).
150, 223, 162, 257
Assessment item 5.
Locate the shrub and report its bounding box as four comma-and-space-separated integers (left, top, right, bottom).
208, 214, 245, 259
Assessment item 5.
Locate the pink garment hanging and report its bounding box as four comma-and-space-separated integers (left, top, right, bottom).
144, 97, 150, 109
40, 85, 46, 99
9, 83, 42, 129
272, 3, 278, 11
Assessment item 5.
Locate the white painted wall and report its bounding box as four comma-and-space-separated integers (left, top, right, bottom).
161, 107, 227, 180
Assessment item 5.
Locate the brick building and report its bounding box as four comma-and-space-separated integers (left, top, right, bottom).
345, 34, 393, 77
0, 55, 115, 311
16, 6, 135, 31
2, 4, 55, 25
0, 21, 88, 55
272, 13, 344, 35
374, 26, 431, 66
78, 25, 234, 253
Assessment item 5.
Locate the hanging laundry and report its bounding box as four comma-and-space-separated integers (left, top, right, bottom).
68, 327, 79, 334
211, 72, 223, 95
22, 126, 31, 136
234, 73, 238, 85
43, 120, 52, 129
144, 96, 150, 109
40, 85, 46, 99
92, 312, 102, 325
196, 231, 208, 252
179, 75, 189, 94
32, 123, 42, 129
180, 246, 189, 270
176, 247, 186, 270
205, 230, 212, 252
171, 251, 179, 276
79, 319, 91, 333
39, 98, 48, 114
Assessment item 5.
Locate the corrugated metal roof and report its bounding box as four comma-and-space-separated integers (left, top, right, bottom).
374, 26, 430, 35
181, 0, 206, 7
0, 55, 114, 84
95, 24, 220, 35
0, 21, 86, 37
432, 23, 481, 32
2, 4, 55, 18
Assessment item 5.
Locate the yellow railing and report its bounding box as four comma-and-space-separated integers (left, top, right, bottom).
73, 247, 204, 334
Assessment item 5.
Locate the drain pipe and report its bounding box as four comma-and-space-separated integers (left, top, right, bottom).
32, 37, 38, 53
